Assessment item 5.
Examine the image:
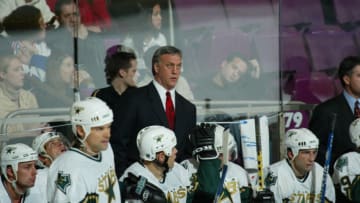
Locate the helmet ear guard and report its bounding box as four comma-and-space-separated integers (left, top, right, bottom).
285, 128, 319, 160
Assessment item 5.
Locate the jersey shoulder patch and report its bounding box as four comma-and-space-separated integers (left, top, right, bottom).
335, 156, 348, 172
56, 171, 71, 194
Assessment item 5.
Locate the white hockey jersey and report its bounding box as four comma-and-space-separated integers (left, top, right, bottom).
0, 171, 47, 203
265, 159, 335, 203
120, 162, 191, 203
47, 146, 121, 203
333, 151, 360, 200
181, 158, 250, 203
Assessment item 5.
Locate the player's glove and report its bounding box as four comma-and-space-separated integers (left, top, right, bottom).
189, 123, 218, 160
123, 173, 167, 203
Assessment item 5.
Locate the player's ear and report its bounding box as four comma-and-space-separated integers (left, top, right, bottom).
6, 166, 16, 181
76, 125, 85, 139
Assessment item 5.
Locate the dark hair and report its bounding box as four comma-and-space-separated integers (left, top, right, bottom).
54, 0, 75, 17
138, 0, 162, 34
3, 5, 43, 38
104, 45, 137, 84
151, 46, 182, 75
338, 56, 360, 87
45, 50, 72, 91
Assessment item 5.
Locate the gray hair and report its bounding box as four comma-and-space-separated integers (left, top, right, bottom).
151, 46, 182, 75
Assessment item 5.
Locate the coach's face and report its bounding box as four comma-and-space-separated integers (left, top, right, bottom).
292, 149, 317, 177
344, 65, 360, 98
154, 54, 182, 90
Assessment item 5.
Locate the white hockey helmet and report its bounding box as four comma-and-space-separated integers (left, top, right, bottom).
285, 128, 319, 160
214, 125, 238, 160
137, 125, 177, 161
32, 131, 67, 167
1, 143, 38, 182
349, 118, 360, 148
32, 131, 62, 155
71, 97, 113, 141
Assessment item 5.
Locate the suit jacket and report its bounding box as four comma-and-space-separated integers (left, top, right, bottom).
112, 82, 196, 175
309, 93, 356, 175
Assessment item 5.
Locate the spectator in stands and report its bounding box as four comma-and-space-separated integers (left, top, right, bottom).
51, 0, 106, 87
0, 143, 46, 202
33, 50, 94, 108
123, 0, 167, 68
309, 56, 360, 175
54, 0, 102, 38
194, 51, 262, 100
0, 51, 41, 135
32, 131, 68, 168
0, 0, 57, 29
139, 45, 195, 100
47, 0, 111, 31
2, 5, 51, 83
91, 44, 138, 110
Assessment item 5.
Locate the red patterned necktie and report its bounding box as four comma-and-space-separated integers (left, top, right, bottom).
355, 101, 360, 118
166, 91, 175, 129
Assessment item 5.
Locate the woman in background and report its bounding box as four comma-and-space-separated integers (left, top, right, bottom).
0, 50, 40, 135
33, 50, 94, 108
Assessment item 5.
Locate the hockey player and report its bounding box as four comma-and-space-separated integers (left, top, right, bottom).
120, 125, 191, 203
0, 143, 46, 202
333, 118, 360, 202
181, 123, 252, 203
32, 131, 68, 168
32, 131, 68, 202
47, 97, 121, 202
264, 128, 335, 202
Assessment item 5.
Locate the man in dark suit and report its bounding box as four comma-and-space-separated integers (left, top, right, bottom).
112, 46, 196, 175
309, 56, 360, 178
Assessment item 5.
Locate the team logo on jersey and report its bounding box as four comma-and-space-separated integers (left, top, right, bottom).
56, 171, 71, 194
79, 193, 99, 203
98, 168, 117, 203
265, 171, 277, 187
335, 157, 348, 172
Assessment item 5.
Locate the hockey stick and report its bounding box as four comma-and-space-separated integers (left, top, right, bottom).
214, 129, 230, 203
320, 113, 337, 203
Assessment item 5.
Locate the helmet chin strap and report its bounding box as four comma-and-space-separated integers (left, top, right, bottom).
154, 156, 169, 183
